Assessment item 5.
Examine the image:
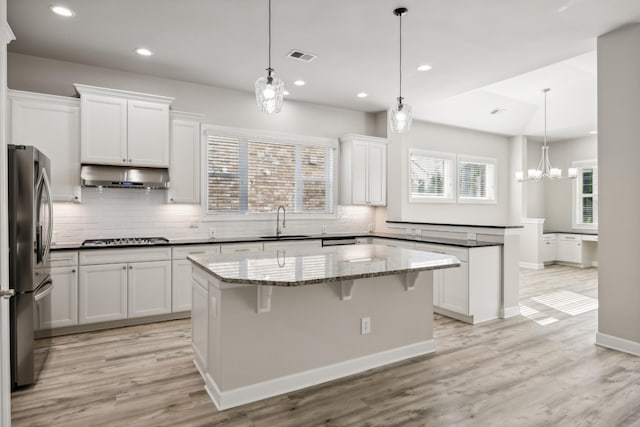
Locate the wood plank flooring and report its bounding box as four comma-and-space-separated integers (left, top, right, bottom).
12, 265, 640, 426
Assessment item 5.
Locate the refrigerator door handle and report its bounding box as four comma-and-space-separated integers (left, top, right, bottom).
0, 289, 15, 299
34, 279, 53, 302
41, 169, 54, 263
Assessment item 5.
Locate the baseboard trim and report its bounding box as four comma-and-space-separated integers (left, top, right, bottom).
519, 261, 544, 270
501, 305, 521, 319
36, 311, 191, 338
203, 339, 436, 410
596, 332, 640, 357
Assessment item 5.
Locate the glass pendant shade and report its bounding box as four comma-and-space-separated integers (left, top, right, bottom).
390, 98, 412, 133
255, 69, 284, 114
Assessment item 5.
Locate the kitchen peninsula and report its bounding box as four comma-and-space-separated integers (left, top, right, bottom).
188, 244, 459, 410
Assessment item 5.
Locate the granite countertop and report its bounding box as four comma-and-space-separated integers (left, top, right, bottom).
188, 244, 460, 286
51, 232, 502, 251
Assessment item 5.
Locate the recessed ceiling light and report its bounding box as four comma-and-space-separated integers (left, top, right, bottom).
589, 130, 598, 135
49, 5, 75, 17
417, 64, 432, 71
135, 48, 153, 57
357, 92, 368, 98
283, 90, 290, 96
293, 80, 306, 86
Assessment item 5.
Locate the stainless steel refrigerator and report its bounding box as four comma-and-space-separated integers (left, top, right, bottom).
8, 144, 54, 388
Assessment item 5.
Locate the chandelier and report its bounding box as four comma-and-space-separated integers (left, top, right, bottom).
516, 88, 577, 181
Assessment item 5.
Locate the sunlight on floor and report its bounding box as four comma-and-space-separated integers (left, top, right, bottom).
519, 304, 559, 326
531, 290, 598, 315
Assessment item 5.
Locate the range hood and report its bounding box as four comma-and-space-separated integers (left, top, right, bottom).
81, 165, 170, 189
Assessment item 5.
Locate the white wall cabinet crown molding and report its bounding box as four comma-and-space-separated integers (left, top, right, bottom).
339, 134, 388, 206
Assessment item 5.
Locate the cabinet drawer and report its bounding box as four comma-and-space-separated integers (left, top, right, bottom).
219, 242, 263, 253
543, 233, 557, 241
558, 234, 582, 242
371, 238, 416, 250
172, 244, 220, 260
47, 251, 78, 268
263, 240, 322, 250
79, 247, 172, 265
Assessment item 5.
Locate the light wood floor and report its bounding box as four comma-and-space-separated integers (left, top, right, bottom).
12, 265, 640, 426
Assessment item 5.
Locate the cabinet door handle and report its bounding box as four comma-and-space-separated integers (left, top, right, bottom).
71, 269, 76, 273
189, 251, 206, 255
128, 159, 132, 163
122, 266, 126, 270
129, 265, 133, 269
122, 159, 126, 163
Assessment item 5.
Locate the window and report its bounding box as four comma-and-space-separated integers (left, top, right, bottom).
409, 150, 455, 202
574, 161, 598, 228
206, 128, 336, 215
457, 156, 496, 203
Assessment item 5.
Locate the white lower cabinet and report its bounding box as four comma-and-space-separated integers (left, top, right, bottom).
437, 261, 469, 315
556, 234, 582, 263
172, 245, 221, 312
41, 266, 79, 329
415, 243, 500, 324
128, 261, 172, 318
79, 263, 128, 324
542, 234, 557, 263
78, 247, 172, 325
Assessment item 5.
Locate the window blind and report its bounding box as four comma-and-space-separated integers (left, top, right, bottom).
458, 158, 496, 201
579, 167, 597, 224
409, 151, 453, 201
207, 134, 335, 214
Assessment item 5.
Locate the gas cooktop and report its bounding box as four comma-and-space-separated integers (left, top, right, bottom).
81, 237, 170, 247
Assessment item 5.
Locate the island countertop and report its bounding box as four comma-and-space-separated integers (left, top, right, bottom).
188, 243, 460, 286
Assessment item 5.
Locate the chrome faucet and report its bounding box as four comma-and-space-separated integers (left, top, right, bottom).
276, 205, 286, 237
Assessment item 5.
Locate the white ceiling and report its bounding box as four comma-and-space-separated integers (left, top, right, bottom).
7, 0, 640, 139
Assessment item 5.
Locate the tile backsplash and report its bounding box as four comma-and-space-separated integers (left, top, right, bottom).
52, 189, 375, 244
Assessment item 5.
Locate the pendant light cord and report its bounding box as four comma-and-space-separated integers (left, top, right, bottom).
399, 12, 402, 100
268, 0, 272, 70
543, 89, 547, 148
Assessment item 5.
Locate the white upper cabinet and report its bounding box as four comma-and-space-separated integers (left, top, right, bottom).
75, 84, 174, 167
168, 111, 203, 204
9, 90, 81, 202
339, 134, 388, 206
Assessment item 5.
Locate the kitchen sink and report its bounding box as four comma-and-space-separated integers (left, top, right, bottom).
259, 235, 310, 240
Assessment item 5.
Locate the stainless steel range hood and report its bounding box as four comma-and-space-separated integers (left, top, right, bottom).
81, 165, 170, 189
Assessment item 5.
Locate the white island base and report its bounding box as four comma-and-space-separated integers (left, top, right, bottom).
189, 245, 459, 410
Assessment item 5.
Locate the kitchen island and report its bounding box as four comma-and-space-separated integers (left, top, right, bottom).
188, 244, 459, 410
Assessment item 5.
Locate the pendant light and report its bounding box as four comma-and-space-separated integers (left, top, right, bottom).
255, 0, 284, 114
390, 7, 412, 133
516, 88, 577, 181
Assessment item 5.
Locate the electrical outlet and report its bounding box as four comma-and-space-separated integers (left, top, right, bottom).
467, 232, 477, 241
360, 317, 371, 335
367, 223, 374, 233
189, 216, 200, 228
209, 228, 216, 239
321, 225, 327, 235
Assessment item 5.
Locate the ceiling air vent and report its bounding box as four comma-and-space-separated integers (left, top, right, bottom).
287, 50, 317, 62
490, 107, 507, 115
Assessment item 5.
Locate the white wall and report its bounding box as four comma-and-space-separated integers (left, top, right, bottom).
385, 117, 511, 225
8, 53, 378, 242
523, 139, 546, 219
8, 53, 376, 138
544, 135, 597, 231
596, 23, 640, 353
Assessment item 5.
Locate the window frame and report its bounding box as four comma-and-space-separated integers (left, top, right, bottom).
572, 159, 598, 230
201, 125, 339, 221
457, 155, 497, 204
408, 149, 456, 204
